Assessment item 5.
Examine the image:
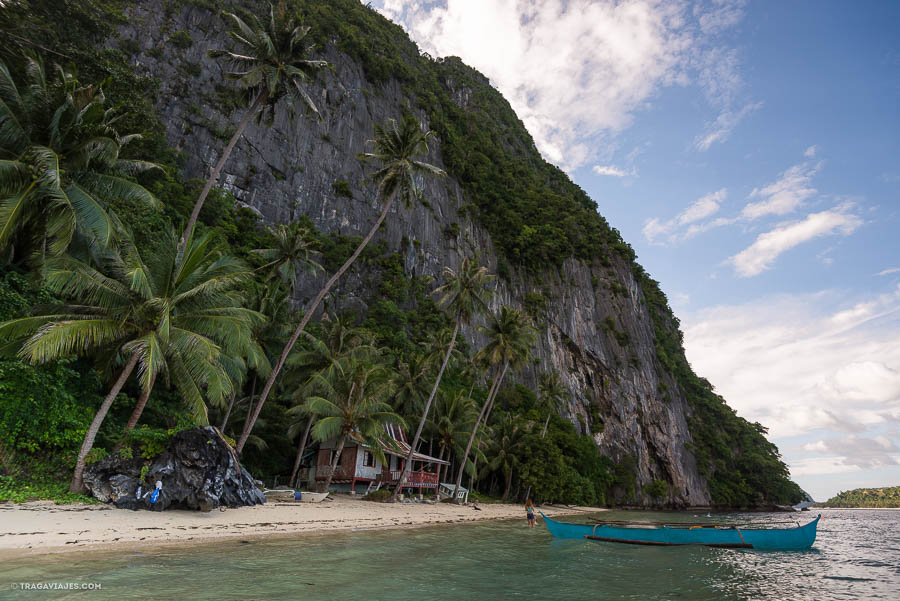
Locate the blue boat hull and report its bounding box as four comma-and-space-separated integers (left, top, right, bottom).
540, 513, 820, 550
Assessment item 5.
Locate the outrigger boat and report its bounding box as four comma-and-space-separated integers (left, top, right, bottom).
540, 512, 820, 550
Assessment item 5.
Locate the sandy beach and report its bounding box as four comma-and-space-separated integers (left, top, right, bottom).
0, 496, 600, 559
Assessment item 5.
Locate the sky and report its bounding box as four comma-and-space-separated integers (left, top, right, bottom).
369, 0, 900, 502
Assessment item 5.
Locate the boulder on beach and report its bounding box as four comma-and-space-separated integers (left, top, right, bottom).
84, 426, 266, 511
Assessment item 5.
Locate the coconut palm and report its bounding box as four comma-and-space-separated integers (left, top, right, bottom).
427, 389, 478, 484
538, 372, 569, 438
251, 222, 321, 295
283, 316, 374, 488
390, 354, 431, 420
488, 413, 533, 500
390, 257, 494, 501
305, 354, 404, 492
236, 115, 445, 453
451, 306, 537, 500
182, 2, 327, 247
0, 230, 262, 492
0, 56, 159, 262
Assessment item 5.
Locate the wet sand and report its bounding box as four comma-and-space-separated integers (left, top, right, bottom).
0, 496, 601, 559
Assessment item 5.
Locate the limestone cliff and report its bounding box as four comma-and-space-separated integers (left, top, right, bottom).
114, 0, 711, 506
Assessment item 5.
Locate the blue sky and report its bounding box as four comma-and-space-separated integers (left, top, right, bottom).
371, 0, 900, 501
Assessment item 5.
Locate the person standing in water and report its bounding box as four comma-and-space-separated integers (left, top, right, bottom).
525, 499, 536, 528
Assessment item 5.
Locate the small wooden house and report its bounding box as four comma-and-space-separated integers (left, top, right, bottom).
311, 424, 449, 494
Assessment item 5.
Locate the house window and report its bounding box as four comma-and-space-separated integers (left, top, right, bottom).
330, 450, 343, 466
363, 450, 375, 467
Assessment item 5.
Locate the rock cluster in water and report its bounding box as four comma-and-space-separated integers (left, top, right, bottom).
84, 426, 266, 511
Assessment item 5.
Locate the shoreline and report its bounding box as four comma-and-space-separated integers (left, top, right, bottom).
0, 496, 602, 560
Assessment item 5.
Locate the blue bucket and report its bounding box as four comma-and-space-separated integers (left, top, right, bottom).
294, 491, 302, 501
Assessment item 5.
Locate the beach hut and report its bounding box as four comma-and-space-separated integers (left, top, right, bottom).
311, 424, 449, 494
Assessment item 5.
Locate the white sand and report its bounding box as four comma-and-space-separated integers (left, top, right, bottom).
0, 496, 601, 559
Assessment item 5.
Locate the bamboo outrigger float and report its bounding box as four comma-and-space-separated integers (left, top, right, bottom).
540, 512, 820, 550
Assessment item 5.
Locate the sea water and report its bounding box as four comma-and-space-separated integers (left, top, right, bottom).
1, 509, 898, 600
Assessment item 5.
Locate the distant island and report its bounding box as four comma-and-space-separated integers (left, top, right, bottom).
820, 486, 900, 508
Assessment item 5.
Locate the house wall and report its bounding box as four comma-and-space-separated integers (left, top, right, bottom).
354, 447, 383, 481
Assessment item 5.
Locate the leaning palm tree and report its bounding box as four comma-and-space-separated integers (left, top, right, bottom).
236, 115, 445, 453
390, 257, 494, 501
451, 306, 537, 500
182, 2, 327, 247
0, 56, 159, 262
0, 230, 262, 492
305, 354, 404, 492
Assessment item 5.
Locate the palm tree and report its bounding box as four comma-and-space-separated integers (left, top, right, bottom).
390, 257, 494, 501
451, 306, 537, 500
305, 353, 404, 492
182, 2, 327, 247
390, 354, 431, 421
538, 372, 569, 438
489, 413, 533, 500
427, 389, 478, 484
236, 115, 445, 453
283, 316, 374, 488
0, 56, 160, 262
251, 222, 321, 295
0, 231, 262, 492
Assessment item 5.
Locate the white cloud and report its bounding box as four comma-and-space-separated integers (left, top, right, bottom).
694, 101, 761, 151
878, 267, 900, 276
804, 145, 818, 158
741, 161, 821, 220
799, 436, 899, 470
642, 188, 727, 244
378, 0, 749, 170
593, 165, 630, 177
788, 456, 869, 477
696, 0, 747, 35
682, 284, 900, 443
729, 206, 862, 277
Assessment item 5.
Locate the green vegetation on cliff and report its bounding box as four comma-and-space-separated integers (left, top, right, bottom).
823, 487, 900, 508
0, 0, 801, 507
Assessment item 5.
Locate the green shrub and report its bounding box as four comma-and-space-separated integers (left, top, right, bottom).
332, 179, 353, 198
363, 489, 392, 502
169, 30, 192, 49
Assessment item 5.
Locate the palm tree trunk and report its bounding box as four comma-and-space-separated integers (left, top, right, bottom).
481, 364, 507, 426
321, 435, 346, 492
290, 417, 314, 489
121, 370, 158, 435
391, 320, 458, 501
179, 90, 268, 251
541, 412, 551, 438
219, 392, 237, 432
502, 468, 513, 501
452, 360, 508, 501
236, 188, 399, 454
242, 375, 257, 434
110, 370, 158, 454
70, 351, 140, 493
436, 445, 446, 484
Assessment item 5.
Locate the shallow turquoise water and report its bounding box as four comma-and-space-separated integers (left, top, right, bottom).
1, 509, 898, 600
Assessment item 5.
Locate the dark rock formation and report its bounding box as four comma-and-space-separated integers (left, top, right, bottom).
84, 427, 265, 511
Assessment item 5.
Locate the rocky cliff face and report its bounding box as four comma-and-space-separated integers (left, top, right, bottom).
115, 1, 711, 506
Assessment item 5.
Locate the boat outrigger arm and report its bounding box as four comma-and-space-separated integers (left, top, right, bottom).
539, 512, 821, 551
